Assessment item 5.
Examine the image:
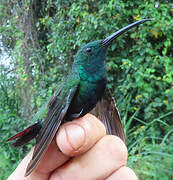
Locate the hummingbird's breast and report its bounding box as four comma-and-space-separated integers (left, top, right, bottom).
66, 66, 107, 120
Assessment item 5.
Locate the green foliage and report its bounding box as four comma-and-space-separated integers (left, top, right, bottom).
124, 107, 173, 180
128, 136, 173, 180
0, 66, 32, 179
0, 0, 173, 179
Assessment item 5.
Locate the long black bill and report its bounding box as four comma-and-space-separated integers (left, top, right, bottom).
101, 19, 151, 46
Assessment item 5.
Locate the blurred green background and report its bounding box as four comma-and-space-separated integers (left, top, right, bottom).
0, 0, 173, 179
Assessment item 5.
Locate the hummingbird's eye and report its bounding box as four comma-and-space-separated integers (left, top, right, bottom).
85, 47, 92, 53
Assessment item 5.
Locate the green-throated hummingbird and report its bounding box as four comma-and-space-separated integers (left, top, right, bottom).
7, 19, 150, 176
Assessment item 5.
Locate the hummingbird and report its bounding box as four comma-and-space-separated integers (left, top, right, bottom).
7, 19, 150, 176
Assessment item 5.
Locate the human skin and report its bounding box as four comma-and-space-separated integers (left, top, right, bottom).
8, 114, 138, 180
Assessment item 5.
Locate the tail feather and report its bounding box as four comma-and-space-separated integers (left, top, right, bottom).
6, 121, 42, 147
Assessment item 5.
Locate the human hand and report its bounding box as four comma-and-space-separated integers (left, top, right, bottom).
8, 114, 137, 180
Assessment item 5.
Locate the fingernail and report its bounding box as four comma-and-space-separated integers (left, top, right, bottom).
65, 124, 85, 150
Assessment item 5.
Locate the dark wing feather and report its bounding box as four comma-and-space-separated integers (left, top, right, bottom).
25, 76, 79, 177
6, 121, 42, 147
92, 90, 126, 144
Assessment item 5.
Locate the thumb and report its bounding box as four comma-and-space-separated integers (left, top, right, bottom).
56, 113, 106, 156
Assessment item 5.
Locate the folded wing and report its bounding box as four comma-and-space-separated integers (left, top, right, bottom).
92, 90, 126, 143
25, 75, 79, 176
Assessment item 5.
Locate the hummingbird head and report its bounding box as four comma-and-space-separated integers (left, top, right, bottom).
72, 40, 107, 69
72, 19, 150, 72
